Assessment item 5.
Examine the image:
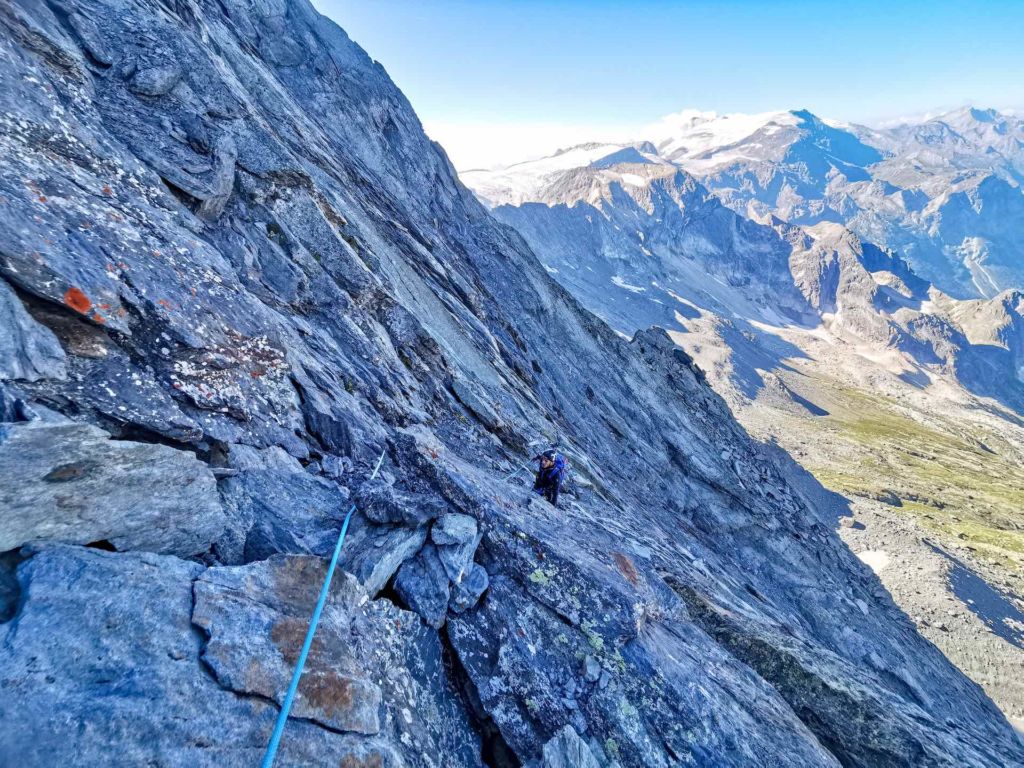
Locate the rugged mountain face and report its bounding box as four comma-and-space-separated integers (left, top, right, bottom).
490, 160, 815, 335
1, 1, 1023, 767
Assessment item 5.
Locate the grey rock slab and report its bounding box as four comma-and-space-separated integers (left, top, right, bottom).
394, 543, 451, 629
451, 378, 504, 430
541, 726, 602, 768
20, 325, 203, 442
449, 562, 488, 614
0, 420, 224, 557
355, 478, 448, 527
227, 444, 303, 473
219, 447, 351, 562
0, 279, 66, 382
431, 512, 478, 546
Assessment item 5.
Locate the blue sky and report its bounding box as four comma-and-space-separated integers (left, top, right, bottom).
314, 0, 1024, 168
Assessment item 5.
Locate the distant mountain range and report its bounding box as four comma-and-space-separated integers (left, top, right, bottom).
462, 120, 1024, 414
465, 107, 1024, 300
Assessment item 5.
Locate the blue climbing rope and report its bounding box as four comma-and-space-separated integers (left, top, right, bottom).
260, 448, 387, 768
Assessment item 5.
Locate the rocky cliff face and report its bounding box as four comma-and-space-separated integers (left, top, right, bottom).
1, 1, 1022, 766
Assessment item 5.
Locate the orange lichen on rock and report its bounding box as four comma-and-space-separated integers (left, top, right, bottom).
612, 551, 640, 586
63, 286, 92, 314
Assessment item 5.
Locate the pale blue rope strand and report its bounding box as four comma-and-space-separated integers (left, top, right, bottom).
260, 448, 386, 768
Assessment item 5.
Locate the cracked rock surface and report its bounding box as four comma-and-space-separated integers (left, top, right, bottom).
0, 0, 1022, 765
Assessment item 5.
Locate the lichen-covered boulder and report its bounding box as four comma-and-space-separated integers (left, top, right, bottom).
0, 546, 480, 766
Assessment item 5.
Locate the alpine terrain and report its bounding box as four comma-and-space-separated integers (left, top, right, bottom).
1, 1, 1023, 767
463, 114, 1024, 734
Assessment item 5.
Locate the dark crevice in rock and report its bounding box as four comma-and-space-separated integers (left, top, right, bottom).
376, 573, 409, 611
160, 176, 203, 215
438, 623, 520, 768
0, 549, 27, 624
106, 420, 205, 454
745, 583, 766, 603
85, 539, 118, 552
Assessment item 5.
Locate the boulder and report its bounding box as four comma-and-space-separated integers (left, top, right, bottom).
432, 513, 482, 583
437, 534, 481, 584
129, 63, 182, 96
354, 479, 447, 527
0, 421, 224, 557
321, 454, 351, 479
219, 445, 350, 563
339, 511, 428, 595
394, 544, 451, 628
193, 556, 383, 735
192, 553, 479, 760
0, 545, 478, 766
431, 512, 478, 546
449, 563, 489, 614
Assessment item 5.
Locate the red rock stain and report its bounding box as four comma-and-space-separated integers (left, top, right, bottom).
63, 286, 92, 314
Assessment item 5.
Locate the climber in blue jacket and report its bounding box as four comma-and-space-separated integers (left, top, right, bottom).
532, 449, 567, 507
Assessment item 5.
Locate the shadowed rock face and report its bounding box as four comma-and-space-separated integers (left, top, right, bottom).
0, 1, 1022, 766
